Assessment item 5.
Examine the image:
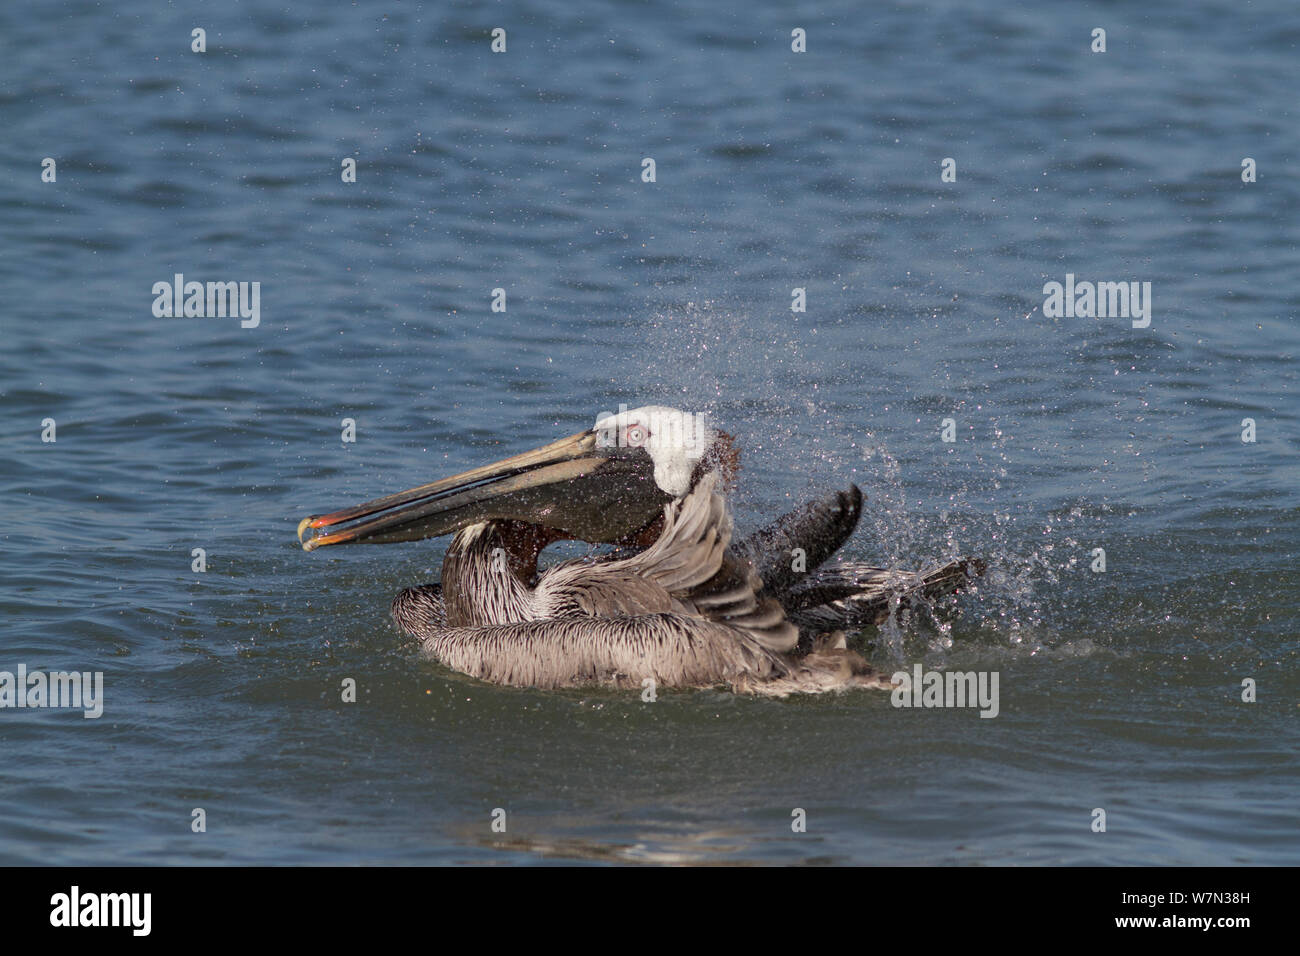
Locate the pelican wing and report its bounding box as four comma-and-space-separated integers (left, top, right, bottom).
732, 486, 985, 633
783, 558, 986, 630
731, 484, 864, 595
533, 471, 799, 652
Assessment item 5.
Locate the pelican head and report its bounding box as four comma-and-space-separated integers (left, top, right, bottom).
297, 405, 737, 551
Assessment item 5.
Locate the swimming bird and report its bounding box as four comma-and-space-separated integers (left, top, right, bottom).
298, 406, 983, 694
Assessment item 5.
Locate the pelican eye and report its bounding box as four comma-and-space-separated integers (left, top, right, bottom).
624, 424, 650, 448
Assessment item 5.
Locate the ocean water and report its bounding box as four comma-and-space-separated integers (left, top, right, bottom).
1, 0, 1296, 865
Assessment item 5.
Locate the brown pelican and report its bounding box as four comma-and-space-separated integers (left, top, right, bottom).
298, 406, 983, 695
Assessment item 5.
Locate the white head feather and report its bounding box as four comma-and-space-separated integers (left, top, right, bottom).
593, 405, 716, 498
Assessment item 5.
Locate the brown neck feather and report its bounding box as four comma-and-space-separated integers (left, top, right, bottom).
492, 520, 569, 582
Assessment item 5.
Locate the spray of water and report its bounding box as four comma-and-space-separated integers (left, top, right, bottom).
609, 300, 1111, 665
